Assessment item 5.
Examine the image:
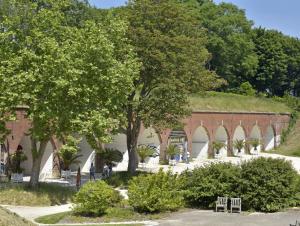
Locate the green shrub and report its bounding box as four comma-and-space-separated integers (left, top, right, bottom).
238, 82, 256, 96
73, 181, 121, 216
104, 171, 151, 188
128, 169, 184, 213
239, 157, 299, 212
181, 162, 241, 208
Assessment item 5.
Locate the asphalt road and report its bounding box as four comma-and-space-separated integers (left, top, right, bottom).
157, 209, 300, 226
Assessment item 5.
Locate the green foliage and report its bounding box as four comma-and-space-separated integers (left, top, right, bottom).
0, 182, 75, 206
118, 0, 221, 173
181, 163, 241, 208
249, 138, 260, 150
128, 169, 184, 213
0, 0, 139, 186
58, 136, 82, 170
239, 158, 299, 212
238, 82, 256, 96
137, 145, 155, 163
10, 149, 27, 174
99, 148, 123, 165
233, 139, 245, 153
212, 141, 226, 154
166, 144, 180, 160
192, 1, 257, 89
73, 181, 121, 216
104, 171, 150, 188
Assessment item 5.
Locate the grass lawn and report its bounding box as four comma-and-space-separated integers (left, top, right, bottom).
35, 207, 168, 224
0, 182, 75, 206
0, 207, 36, 226
189, 92, 291, 113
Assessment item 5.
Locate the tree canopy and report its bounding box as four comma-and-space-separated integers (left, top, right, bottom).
0, 0, 139, 186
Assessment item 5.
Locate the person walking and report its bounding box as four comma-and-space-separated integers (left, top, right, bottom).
89, 163, 95, 181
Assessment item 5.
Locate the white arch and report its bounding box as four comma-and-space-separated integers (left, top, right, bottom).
73, 137, 95, 173
232, 126, 246, 156
192, 126, 209, 159
105, 133, 128, 171
264, 126, 275, 151
215, 126, 228, 157
19, 135, 53, 178
137, 127, 160, 165
249, 125, 262, 154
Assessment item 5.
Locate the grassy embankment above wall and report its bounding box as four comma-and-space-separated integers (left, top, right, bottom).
189, 92, 291, 113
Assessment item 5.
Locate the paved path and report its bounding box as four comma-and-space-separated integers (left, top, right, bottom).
157, 209, 300, 226
1, 204, 72, 221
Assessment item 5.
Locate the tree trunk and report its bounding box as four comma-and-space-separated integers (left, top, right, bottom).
95, 153, 105, 173
126, 110, 141, 175
29, 139, 47, 188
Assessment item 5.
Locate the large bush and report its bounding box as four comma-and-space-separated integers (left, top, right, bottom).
73, 181, 121, 216
239, 157, 299, 212
181, 163, 241, 208
128, 169, 184, 213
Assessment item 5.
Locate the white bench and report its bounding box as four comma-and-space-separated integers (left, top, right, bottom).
216, 197, 228, 212
231, 198, 241, 213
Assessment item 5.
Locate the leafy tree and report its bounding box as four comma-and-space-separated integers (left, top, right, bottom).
120, 0, 220, 173
0, 0, 138, 187
252, 28, 289, 96
187, 1, 258, 89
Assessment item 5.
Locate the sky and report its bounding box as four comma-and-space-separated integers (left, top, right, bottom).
89, 0, 300, 38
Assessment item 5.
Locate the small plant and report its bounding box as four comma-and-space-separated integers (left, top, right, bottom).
73, 180, 121, 216
249, 139, 260, 151
233, 139, 245, 153
58, 136, 82, 171
137, 145, 155, 163
212, 141, 226, 155
128, 169, 184, 213
166, 144, 180, 160
100, 148, 123, 164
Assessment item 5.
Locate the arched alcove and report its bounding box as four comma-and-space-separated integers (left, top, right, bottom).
105, 133, 128, 171
249, 125, 262, 154
232, 126, 246, 156
215, 126, 228, 157
19, 135, 54, 177
138, 127, 160, 164
264, 126, 275, 151
168, 129, 187, 161
73, 137, 95, 173
192, 126, 209, 159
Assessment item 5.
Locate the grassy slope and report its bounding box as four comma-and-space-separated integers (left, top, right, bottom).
0, 183, 75, 206
0, 207, 36, 226
189, 92, 291, 113
273, 119, 300, 157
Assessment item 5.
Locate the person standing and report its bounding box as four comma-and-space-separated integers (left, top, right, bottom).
186, 151, 190, 164
89, 163, 95, 181
76, 167, 81, 191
